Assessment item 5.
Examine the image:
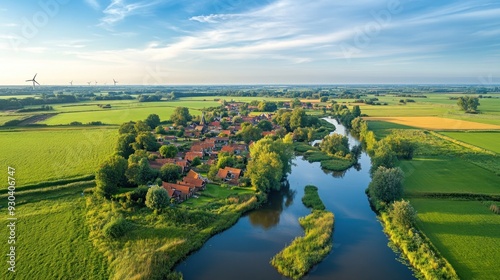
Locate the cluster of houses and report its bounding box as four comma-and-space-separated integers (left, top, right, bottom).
147, 102, 279, 203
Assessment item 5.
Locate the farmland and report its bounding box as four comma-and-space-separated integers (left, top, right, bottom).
0, 186, 109, 280
41, 100, 219, 125
410, 199, 500, 280
400, 157, 500, 195
363, 116, 500, 130
440, 131, 500, 153
0, 127, 117, 186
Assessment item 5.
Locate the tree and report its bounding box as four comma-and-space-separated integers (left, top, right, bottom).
292, 98, 302, 108
115, 133, 136, 158
126, 158, 156, 186
249, 136, 293, 176
273, 109, 292, 131
320, 96, 328, 102
389, 200, 416, 229
237, 123, 263, 144
258, 101, 277, 112
457, 96, 480, 113
134, 120, 151, 133
134, 133, 160, 152
368, 166, 404, 203
191, 157, 201, 166
95, 155, 128, 198
119, 121, 136, 135
159, 144, 178, 158
145, 186, 170, 211
246, 151, 283, 192
170, 107, 192, 126
371, 141, 398, 172
145, 114, 161, 129
320, 134, 350, 157
155, 125, 166, 135
352, 105, 361, 118
384, 135, 416, 160
257, 119, 273, 131
293, 127, 311, 142
160, 163, 182, 182
290, 108, 306, 130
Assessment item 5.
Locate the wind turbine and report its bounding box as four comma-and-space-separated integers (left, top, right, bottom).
95, 81, 98, 86
113, 79, 118, 86
26, 73, 40, 90
69, 80, 73, 86
87, 81, 91, 86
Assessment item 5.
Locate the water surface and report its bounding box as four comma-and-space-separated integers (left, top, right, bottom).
177, 118, 415, 280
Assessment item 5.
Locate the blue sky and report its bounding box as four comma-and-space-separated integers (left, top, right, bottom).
0, 0, 499, 85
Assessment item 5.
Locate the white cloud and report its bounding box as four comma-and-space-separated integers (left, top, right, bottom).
99, 0, 162, 27
189, 14, 238, 23
85, 0, 100, 10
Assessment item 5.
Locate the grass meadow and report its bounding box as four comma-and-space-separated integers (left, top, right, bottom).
363, 116, 500, 130
41, 99, 219, 125
410, 199, 500, 280
0, 127, 117, 186
400, 157, 500, 195
0, 190, 109, 280
440, 131, 500, 153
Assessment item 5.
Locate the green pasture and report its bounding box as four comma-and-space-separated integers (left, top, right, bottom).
41, 100, 219, 125
410, 199, 500, 280
440, 132, 500, 153
0, 194, 109, 280
0, 128, 117, 186
400, 157, 500, 195
358, 95, 500, 125
367, 120, 415, 139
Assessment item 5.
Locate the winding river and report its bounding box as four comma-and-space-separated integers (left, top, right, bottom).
177, 118, 415, 280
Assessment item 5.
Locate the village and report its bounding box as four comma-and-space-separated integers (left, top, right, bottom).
133, 98, 336, 204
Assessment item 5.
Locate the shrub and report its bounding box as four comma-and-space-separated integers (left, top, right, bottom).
389, 200, 416, 228
145, 186, 170, 211
103, 217, 132, 239
368, 166, 404, 203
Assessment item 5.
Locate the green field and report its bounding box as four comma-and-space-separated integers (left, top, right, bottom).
41, 100, 219, 125
440, 132, 500, 153
410, 199, 500, 280
367, 120, 415, 139
358, 95, 500, 125
0, 128, 117, 186
0, 192, 109, 279
400, 157, 500, 195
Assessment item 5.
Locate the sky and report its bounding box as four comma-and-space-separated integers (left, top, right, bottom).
0, 0, 499, 85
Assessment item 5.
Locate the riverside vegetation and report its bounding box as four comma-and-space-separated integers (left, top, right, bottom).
355, 114, 499, 279
270, 185, 334, 279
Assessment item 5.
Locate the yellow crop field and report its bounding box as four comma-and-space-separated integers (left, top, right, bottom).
362, 117, 500, 130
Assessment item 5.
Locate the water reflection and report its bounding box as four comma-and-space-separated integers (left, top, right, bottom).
248, 180, 295, 229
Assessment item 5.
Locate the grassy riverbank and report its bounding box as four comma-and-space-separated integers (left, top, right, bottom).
271, 185, 334, 280
86, 185, 259, 280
